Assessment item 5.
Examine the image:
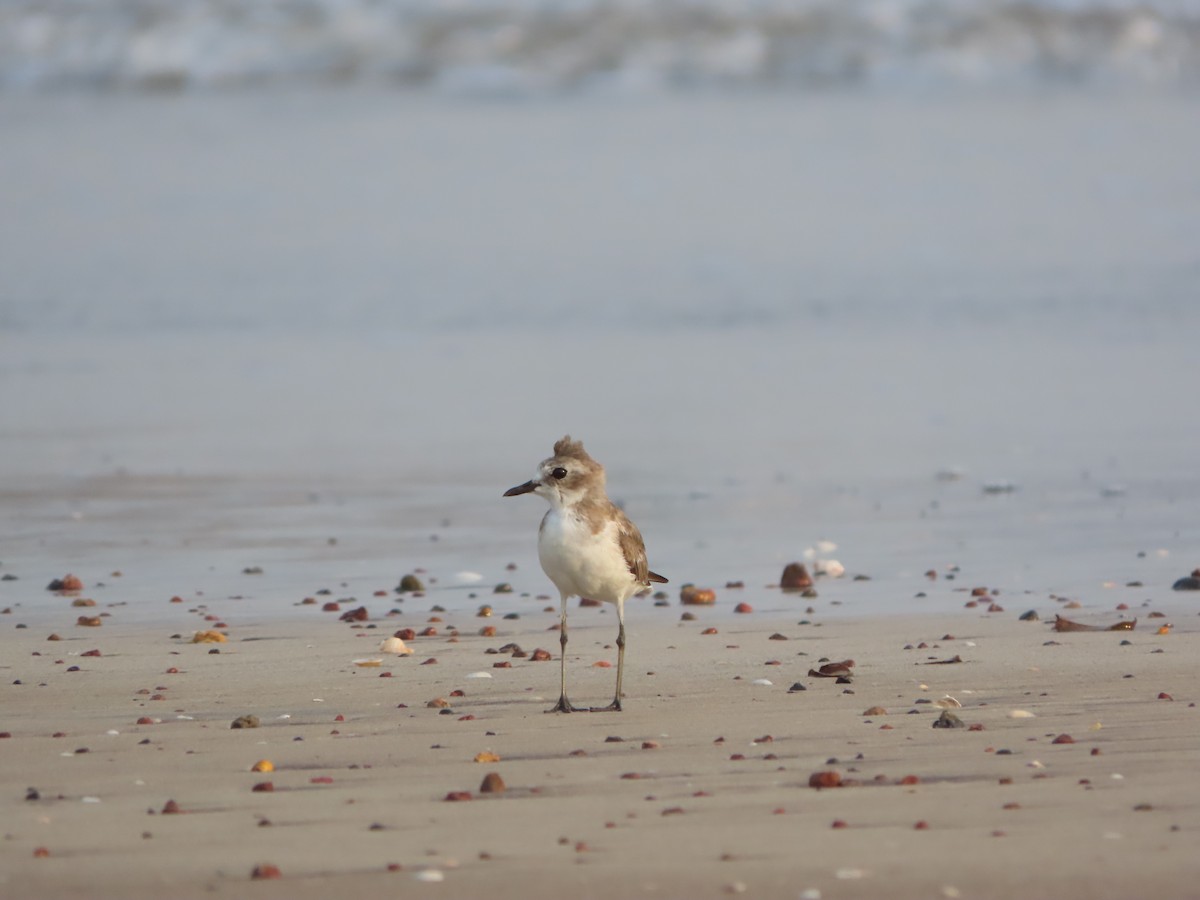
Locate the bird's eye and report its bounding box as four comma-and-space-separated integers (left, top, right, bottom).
551, 467, 568, 480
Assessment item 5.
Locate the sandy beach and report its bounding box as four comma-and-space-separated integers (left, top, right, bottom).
2, 552, 1198, 899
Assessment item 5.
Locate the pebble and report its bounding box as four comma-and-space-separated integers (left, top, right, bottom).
1171, 573, 1200, 591
230, 715, 261, 729
780, 563, 813, 591
1051, 734, 1075, 744
808, 771, 842, 789
862, 706, 887, 716
734, 602, 753, 613
397, 574, 424, 593
681, 585, 717, 605
251, 864, 282, 880
1019, 610, 1039, 621
932, 711, 964, 729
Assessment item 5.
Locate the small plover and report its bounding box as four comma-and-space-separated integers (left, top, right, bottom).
504, 435, 667, 712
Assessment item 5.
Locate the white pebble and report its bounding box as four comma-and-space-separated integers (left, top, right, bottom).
1110, 773, 1124, 780
455, 571, 483, 583
1008, 709, 1035, 718
1028, 760, 1044, 769
465, 671, 493, 679
106, 729, 120, 736
81, 796, 101, 803
414, 869, 445, 883
835, 868, 867, 880
752, 679, 773, 686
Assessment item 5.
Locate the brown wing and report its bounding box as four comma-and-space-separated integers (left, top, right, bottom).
615, 509, 665, 586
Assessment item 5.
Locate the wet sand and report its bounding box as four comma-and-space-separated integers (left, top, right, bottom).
3, 567, 1197, 900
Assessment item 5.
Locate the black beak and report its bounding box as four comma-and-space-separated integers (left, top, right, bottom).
503, 480, 537, 497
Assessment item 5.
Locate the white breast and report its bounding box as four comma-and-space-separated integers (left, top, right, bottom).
538, 508, 638, 605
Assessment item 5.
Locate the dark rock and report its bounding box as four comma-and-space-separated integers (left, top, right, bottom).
932, 710, 965, 729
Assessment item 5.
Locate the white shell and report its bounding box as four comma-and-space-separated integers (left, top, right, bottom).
379, 636, 412, 655
465, 671, 493, 679
814, 559, 845, 578
1008, 709, 1035, 718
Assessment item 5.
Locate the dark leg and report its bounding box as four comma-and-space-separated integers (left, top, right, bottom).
548, 595, 577, 713
592, 604, 625, 712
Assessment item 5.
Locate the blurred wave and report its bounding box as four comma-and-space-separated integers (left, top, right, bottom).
3, 0, 1199, 94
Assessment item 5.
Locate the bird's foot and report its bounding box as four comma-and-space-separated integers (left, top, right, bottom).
589, 699, 623, 712
546, 696, 579, 714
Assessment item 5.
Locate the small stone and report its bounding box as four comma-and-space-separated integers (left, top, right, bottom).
932, 711, 964, 729
161, 799, 181, 814
230, 715, 261, 729
788, 682, 807, 692
76, 616, 102, 627
479, 772, 506, 794
780, 563, 813, 591
862, 706, 887, 716
251, 864, 282, 880
444, 791, 472, 802
397, 574, 424, 593
808, 771, 842, 789
681, 585, 717, 605
734, 602, 753, 614
252, 781, 274, 792
493, 583, 513, 594
1158, 692, 1174, 700
1171, 575, 1200, 591
530, 648, 552, 661
1051, 734, 1075, 744
1019, 610, 1039, 621
251, 760, 274, 772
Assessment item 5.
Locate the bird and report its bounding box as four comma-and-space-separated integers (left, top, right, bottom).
504, 435, 667, 712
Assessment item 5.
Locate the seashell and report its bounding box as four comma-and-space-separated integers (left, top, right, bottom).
353, 659, 383, 667
1007, 710, 1035, 718
230, 715, 260, 729
414, 869, 445, 883
751, 679, 773, 686
862, 706, 887, 716
465, 671, 493, 679
474, 751, 501, 763
191, 630, 226, 643
933, 696, 962, 709
379, 637, 412, 655
76, 616, 102, 627
251, 760, 274, 772
813, 559, 845, 578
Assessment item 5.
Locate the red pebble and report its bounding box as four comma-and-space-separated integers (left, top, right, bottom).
1158, 692, 1174, 701
322, 602, 340, 612
531, 648, 552, 661
493, 661, 512, 668
914, 821, 929, 830
444, 791, 472, 802
81, 649, 102, 657
420, 658, 437, 665
1051, 734, 1075, 744
334, 714, 345, 722
136, 717, 154, 725
899, 775, 920, 785
161, 800, 181, 814
33, 847, 50, 858
809, 771, 842, 789
419, 627, 438, 637
165, 667, 179, 674
252, 782, 274, 792
701, 627, 718, 635
395, 628, 416, 640
734, 602, 753, 614
251, 864, 282, 880
831, 819, 848, 829
310, 776, 333, 784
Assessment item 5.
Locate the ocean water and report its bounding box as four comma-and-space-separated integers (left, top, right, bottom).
1, 30, 1198, 622
3, 0, 1200, 93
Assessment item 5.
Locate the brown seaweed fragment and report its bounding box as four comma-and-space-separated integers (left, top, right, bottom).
1053, 615, 1136, 633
